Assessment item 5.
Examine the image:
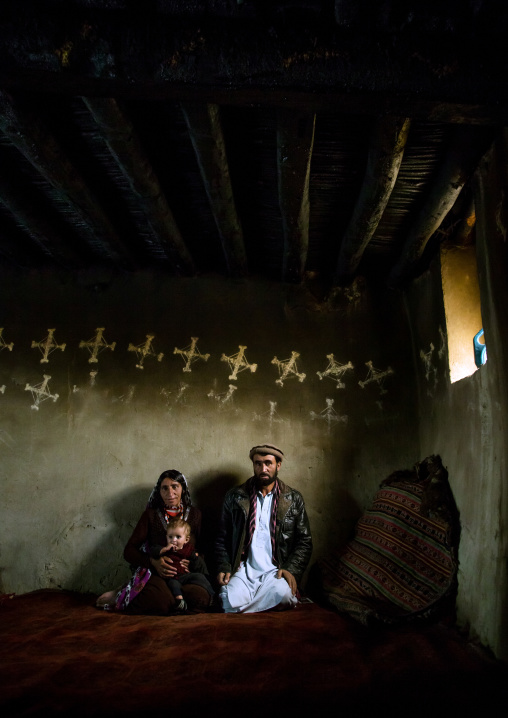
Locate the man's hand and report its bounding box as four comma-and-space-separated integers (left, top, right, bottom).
217, 572, 231, 586
277, 569, 297, 595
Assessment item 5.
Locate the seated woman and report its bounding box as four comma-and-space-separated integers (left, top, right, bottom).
97, 469, 211, 615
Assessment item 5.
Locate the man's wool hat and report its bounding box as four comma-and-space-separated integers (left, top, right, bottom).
249, 443, 284, 462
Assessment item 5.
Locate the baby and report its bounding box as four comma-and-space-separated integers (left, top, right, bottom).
151, 518, 214, 612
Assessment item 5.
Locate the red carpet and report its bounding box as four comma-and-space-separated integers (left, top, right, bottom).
1, 590, 507, 717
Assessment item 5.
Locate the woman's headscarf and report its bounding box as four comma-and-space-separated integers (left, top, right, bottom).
147, 469, 192, 520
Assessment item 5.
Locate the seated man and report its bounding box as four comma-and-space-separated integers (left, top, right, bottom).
215, 443, 312, 613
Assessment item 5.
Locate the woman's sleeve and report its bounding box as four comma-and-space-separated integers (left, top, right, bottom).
123, 510, 152, 569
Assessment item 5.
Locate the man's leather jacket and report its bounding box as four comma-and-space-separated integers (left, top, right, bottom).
215, 478, 312, 583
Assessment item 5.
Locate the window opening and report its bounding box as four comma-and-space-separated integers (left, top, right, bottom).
441, 243, 485, 383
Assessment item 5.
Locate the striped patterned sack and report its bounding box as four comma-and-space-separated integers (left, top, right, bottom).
318, 456, 460, 625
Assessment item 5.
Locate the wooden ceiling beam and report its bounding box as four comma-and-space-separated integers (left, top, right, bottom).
182, 103, 247, 277
0, 90, 135, 268
0, 77, 503, 125
335, 116, 411, 285
1, 5, 508, 124
277, 110, 316, 283
389, 126, 496, 287
83, 96, 195, 275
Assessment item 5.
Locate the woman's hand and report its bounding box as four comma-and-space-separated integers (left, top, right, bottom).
150, 552, 178, 578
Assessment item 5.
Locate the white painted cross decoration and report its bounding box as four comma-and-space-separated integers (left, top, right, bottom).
420, 343, 436, 382
221, 345, 257, 380
438, 326, 446, 360
161, 382, 189, 407
79, 328, 116, 363
358, 361, 394, 395
31, 328, 66, 363
24, 374, 59, 410
252, 400, 285, 426
128, 334, 164, 369
113, 385, 136, 404
310, 397, 348, 434
174, 382, 189, 403
271, 351, 306, 387
317, 354, 354, 388
174, 337, 210, 373
208, 383, 237, 408
0, 328, 14, 352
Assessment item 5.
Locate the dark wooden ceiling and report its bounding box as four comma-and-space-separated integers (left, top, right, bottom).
0, 1, 505, 293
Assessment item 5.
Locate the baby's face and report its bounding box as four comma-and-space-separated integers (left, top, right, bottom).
166, 528, 189, 550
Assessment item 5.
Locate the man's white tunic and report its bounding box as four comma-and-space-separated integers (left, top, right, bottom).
220, 490, 297, 613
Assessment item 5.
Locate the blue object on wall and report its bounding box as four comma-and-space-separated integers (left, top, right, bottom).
473, 329, 487, 367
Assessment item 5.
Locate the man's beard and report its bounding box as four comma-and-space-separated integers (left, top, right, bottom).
256, 470, 278, 487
